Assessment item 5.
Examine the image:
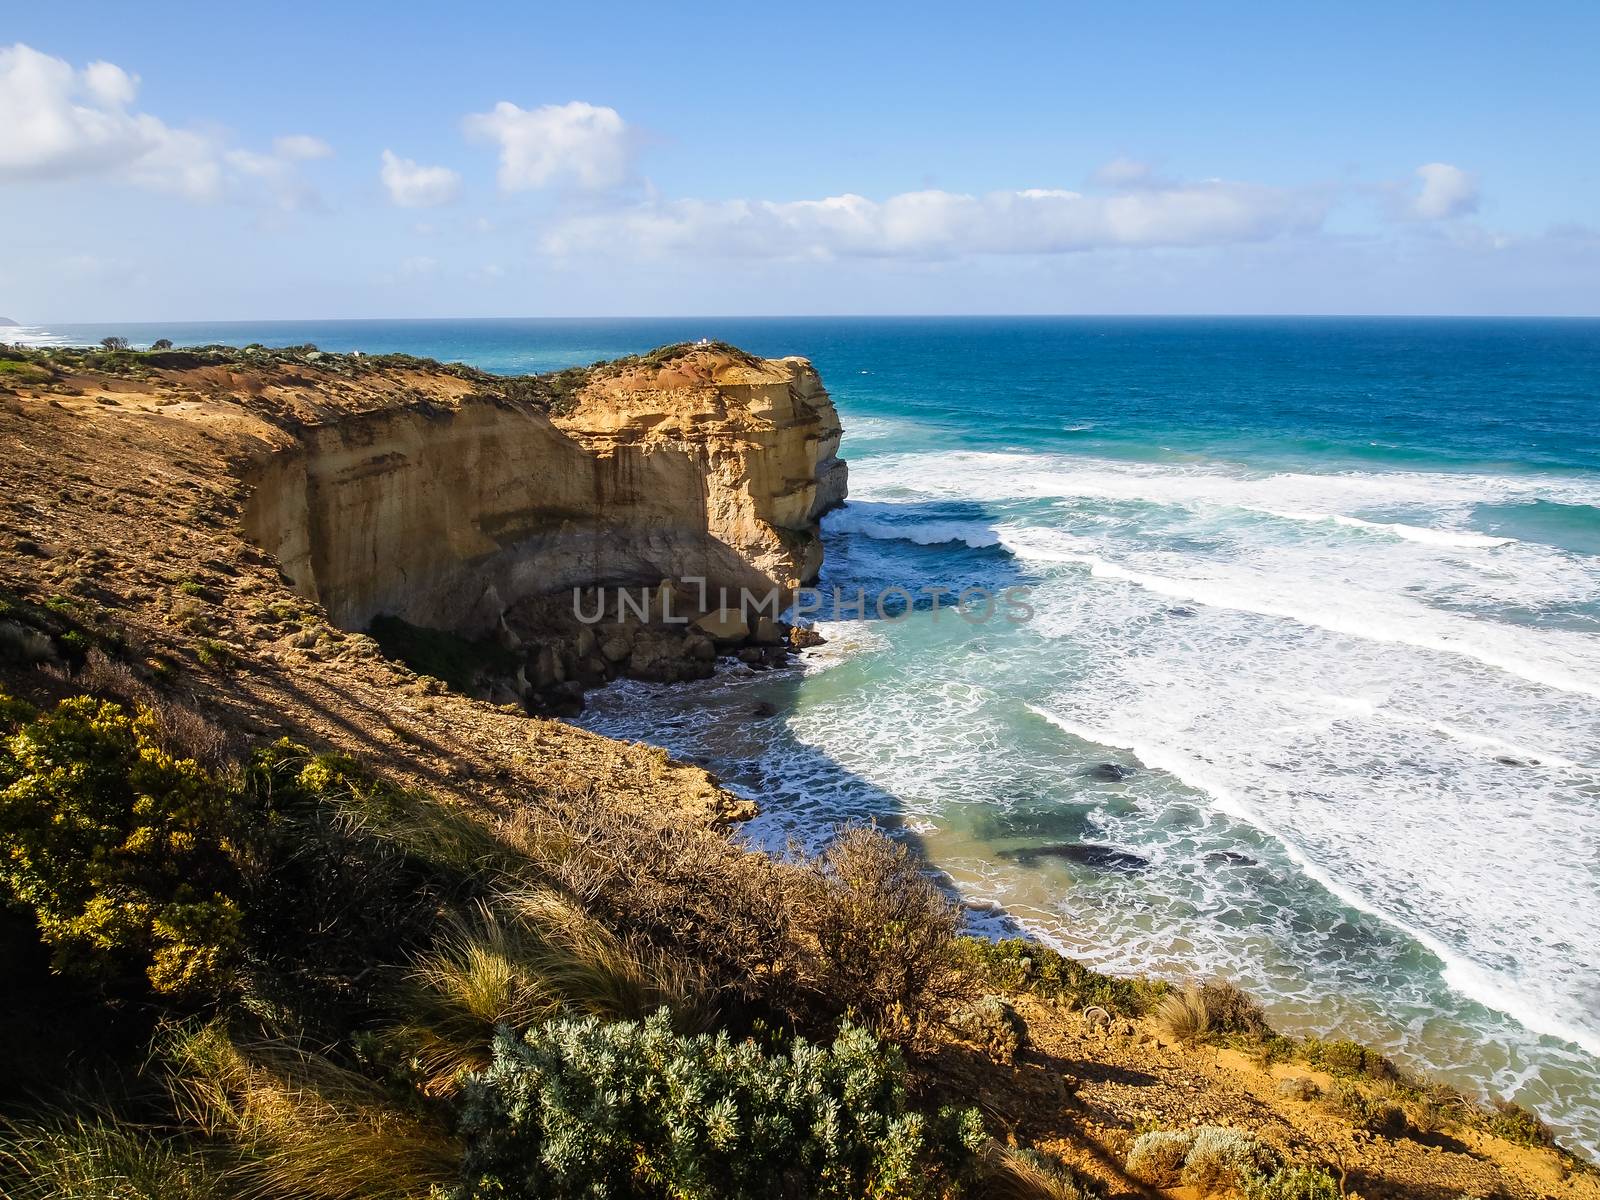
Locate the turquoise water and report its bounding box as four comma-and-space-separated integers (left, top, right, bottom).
18, 316, 1600, 1153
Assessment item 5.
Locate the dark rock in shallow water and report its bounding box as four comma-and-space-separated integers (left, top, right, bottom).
1086, 762, 1137, 781
751, 700, 778, 718
998, 842, 1150, 871
1205, 850, 1257, 867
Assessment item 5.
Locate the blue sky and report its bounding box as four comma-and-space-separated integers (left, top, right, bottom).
3, 0, 1597, 319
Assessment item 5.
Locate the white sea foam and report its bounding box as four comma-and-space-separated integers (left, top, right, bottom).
1026, 703, 1600, 1059
0, 324, 72, 347
823, 507, 1001, 549
987, 522, 1600, 700
1252, 509, 1513, 548
1318, 694, 1581, 769
850, 448, 1600, 516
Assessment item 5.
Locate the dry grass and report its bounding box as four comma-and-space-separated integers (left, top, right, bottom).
1154, 978, 1269, 1046
980, 1142, 1094, 1199
495, 788, 808, 1013
0, 1116, 229, 1200
394, 891, 707, 1095
168, 1024, 458, 1200
1155, 985, 1211, 1045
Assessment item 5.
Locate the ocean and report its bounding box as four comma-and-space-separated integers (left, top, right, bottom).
17, 315, 1600, 1154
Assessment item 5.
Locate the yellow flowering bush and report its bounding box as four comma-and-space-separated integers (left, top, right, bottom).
0, 693, 242, 997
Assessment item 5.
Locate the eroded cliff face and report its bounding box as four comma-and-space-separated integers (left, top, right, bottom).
241, 347, 846, 636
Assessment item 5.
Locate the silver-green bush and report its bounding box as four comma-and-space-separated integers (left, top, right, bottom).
457, 1010, 985, 1199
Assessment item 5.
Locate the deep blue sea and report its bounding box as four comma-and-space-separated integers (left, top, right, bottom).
17, 316, 1600, 1153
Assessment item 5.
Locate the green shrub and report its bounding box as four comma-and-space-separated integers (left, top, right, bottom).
1127, 1126, 1281, 1192
0, 693, 243, 997
1302, 1037, 1393, 1079
1243, 1165, 1342, 1200
457, 1010, 985, 1199
1182, 1126, 1279, 1190
1326, 1081, 1409, 1137
1276, 1076, 1320, 1101
950, 994, 1028, 1064
805, 825, 969, 1050
1196, 979, 1271, 1038
195, 640, 237, 671
956, 937, 1166, 1017
1484, 1098, 1553, 1147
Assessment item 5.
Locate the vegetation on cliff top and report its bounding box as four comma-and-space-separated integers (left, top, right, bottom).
0, 337, 766, 420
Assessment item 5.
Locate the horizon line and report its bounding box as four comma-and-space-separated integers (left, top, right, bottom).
13, 312, 1600, 327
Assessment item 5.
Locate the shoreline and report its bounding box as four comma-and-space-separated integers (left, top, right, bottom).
572, 621, 1600, 1161
4, 335, 1597, 1192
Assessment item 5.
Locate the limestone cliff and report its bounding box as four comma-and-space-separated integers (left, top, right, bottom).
240, 346, 846, 636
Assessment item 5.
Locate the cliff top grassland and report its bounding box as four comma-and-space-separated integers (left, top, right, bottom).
0, 340, 1595, 1200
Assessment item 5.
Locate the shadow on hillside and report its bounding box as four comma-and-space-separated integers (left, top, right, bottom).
574, 515, 1059, 939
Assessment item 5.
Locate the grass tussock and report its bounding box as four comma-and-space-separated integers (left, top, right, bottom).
1155, 979, 1271, 1046
169, 1024, 458, 1200
494, 793, 808, 1014
1155, 986, 1211, 1045
979, 1142, 1094, 1199
0, 1116, 231, 1200
394, 892, 706, 1095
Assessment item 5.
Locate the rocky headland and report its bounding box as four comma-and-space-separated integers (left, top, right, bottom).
1, 339, 1595, 1200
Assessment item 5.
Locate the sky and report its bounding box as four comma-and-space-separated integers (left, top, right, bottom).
2, 0, 1598, 320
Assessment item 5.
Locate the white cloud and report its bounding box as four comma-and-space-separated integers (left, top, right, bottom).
80, 60, 137, 108
0, 43, 165, 180
463, 100, 633, 191
380, 149, 461, 207
273, 133, 333, 161
0, 42, 323, 207
1090, 157, 1163, 188
1412, 162, 1479, 220
542, 178, 1327, 261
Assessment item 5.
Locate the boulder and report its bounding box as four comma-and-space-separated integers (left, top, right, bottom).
694, 609, 750, 644
788, 623, 826, 649
997, 843, 1150, 872
1086, 762, 1137, 781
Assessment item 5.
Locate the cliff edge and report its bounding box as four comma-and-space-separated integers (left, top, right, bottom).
241, 343, 846, 636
